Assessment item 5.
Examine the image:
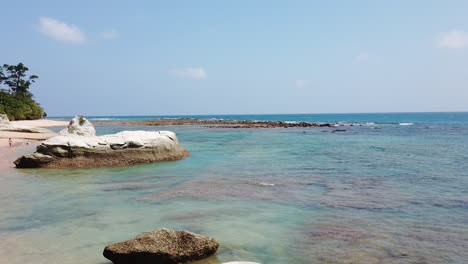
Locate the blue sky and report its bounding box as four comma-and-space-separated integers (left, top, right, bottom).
1, 1, 468, 116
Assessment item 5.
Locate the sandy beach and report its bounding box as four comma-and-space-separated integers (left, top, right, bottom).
9, 119, 69, 128
0, 119, 68, 167
0, 119, 68, 145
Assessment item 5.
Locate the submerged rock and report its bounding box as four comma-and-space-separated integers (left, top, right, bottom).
14, 117, 189, 168
103, 228, 219, 264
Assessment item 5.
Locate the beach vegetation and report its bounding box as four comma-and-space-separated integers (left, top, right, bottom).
78, 115, 85, 125
0, 63, 45, 120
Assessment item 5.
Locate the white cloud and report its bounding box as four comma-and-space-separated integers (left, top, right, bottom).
99, 30, 120, 40
355, 52, 371, 63
38, 17, 86, 44
169, 67, 207, 80
295, 79, 307, 88
438, 30, 468, 49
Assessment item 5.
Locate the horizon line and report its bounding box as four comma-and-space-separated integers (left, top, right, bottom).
48, 110, 468, 118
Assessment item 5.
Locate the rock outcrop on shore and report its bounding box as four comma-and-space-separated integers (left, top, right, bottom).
103, 229, 219, 264
0, 114, 9, 126
14, 116, 189, 168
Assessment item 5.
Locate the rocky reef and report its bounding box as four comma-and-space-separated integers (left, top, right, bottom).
103, 228, 219, 264
94, 118, 336, 129
14, 116, 189, 168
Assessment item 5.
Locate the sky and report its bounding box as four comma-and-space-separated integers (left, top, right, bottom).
1, 0, 468, 116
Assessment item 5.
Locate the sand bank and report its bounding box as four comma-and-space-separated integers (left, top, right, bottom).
10, 119, 69, 128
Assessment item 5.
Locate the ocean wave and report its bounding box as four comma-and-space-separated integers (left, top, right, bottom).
259, 182, 275, 186
399, 123, 414, 126
89, 118, 115, 121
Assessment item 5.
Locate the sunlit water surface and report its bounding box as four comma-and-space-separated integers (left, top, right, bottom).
1, 114, 468, 263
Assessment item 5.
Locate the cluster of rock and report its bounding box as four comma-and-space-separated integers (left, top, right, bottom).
14, 116, 189, 168
95, 118, 336, 129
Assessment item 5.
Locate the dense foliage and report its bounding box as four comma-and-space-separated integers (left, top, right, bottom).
0, 63, 46, 120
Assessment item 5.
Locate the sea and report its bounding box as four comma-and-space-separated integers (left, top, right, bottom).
0, 112, 467, 264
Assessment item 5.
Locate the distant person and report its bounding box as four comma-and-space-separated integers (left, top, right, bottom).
8, 138, 12, 148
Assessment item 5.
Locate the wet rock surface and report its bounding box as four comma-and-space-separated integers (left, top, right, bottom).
103, 229, 219, 264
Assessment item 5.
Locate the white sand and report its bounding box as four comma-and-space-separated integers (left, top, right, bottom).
0, 119, 68, 167
10, 119, 69, 127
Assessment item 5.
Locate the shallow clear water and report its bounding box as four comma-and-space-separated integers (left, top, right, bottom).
1, 113, 468, 263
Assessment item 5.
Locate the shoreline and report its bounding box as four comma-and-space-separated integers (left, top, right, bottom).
9, 119, 69, 128
0, 142, 39, 169
0, 119, 68, 168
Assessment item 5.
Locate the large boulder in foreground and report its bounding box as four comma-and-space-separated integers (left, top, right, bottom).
14, 117, 189, 168
103, 229, 219, 264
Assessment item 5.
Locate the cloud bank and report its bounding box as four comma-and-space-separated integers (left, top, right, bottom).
355, 52, 371, 63
99, 30, 120, 40
295, 79, 307, 88
38, 17, 86, 44
438, 30, 468, 49
170, 67, 207, 80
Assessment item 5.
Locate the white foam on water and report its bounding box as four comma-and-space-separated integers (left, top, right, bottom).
399, 123, 414, 126
259, 182, 275, 186
90, 118, 113, 121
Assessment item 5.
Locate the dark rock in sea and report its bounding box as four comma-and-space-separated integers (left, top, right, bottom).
14, 116, 189, 168
94, 118, 338, 129
103, 229, 219, 264
331, 129, 346, 133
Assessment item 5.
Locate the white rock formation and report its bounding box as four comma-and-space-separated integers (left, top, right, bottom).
15, 116, 189, 168
45, 130, 179, 150
59, 115, 96, 136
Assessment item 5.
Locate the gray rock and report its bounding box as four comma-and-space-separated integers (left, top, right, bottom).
0, 114, 10, 126
59, 115, 96, 136
103, 229, 219, 264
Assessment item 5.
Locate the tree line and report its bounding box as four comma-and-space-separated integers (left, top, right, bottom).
0, 63, 46, 120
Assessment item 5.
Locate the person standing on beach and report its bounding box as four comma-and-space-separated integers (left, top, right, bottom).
8, 138, 12, 148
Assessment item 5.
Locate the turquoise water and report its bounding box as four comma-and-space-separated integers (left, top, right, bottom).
54, 111, 468, 124
1, 113, 468, 263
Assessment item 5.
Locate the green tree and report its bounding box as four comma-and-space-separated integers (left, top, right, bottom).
3, 63, 38, 98
0, 63, 45, 120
